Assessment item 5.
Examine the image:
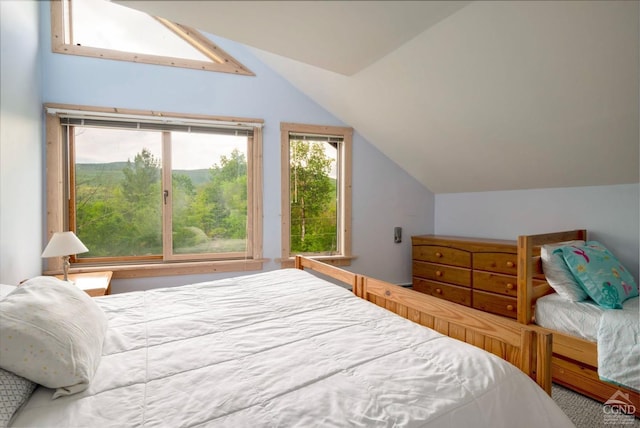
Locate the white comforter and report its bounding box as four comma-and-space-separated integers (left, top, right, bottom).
536, 294, 639, 390
12, 269, 573, 428
598, 300, 640, 391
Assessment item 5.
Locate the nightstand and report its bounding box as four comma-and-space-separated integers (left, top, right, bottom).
55, 271, 113, 297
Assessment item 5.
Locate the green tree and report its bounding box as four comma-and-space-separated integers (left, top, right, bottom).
289, 140, 336, 253
188, 176, 229, 239
76, 196, 131, 256
175, 148, 247, 253
172, 173, 198, 250
120, 148, 162, 255
122, 149, 160, 205
215, 149, 247, 239
76, 147, 252, 257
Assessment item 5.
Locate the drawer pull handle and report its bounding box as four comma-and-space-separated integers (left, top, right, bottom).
506, 261, 515, 268
435, 270, 443, 277
435, 252, 443, 258
435, 288, 442, 294
506, 304, 514, 311
506, 283, 514, 290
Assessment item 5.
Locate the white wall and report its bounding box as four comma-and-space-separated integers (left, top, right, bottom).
33, 2, 433, 291
435, 183, 640, 281
351, 137, 434, 284
253, 1, 639, 194
0, 0, 43, 284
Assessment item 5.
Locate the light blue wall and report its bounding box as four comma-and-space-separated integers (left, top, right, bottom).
0, 0, 43, 285
435, 183, 640, 281
36, 2, 434, 291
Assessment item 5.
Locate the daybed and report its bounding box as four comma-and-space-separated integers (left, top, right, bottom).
517, 230, 639, 417
0, 256, 573, 427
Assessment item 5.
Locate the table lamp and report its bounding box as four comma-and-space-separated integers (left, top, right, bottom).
41, 231, 89, 281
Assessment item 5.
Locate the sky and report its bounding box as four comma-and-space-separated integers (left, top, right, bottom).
75, 126, 338, 177
75, 127, 247, 170
72, 0, 208, 61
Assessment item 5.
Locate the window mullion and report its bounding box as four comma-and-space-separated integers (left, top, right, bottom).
280, 127, 292, 260
162, 131, 172, 260
341, 130, 353, 259
246, 135, 254, 258
67, 127, 79, 261
67, 126, 76, 232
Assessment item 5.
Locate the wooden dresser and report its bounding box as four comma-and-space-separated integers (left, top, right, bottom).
411, 235, 520, 319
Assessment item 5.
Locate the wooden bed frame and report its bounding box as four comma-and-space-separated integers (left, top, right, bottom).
517, 230, 640, 417
294, 255, 553, 394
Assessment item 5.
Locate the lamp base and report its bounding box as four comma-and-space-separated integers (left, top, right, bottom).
62, 255, 71, 282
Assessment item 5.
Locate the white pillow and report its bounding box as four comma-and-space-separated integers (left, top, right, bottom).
541, 240, 588, 301
0, 276, 107, 398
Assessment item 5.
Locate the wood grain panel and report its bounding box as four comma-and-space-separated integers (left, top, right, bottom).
473, 252, 518, 275
449, 324, 466, 342
473, 271, 518, 296
412, 278, 471, 306
412, 245, 471, 267
473, 290, 517, 318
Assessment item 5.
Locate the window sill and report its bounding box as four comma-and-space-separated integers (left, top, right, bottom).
278, 255, 356, 269
44, 259, 268, 279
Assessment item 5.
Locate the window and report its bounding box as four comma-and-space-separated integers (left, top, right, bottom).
280, 123, 353, 266
45, 104, 264, 277
50, 0, 254, 75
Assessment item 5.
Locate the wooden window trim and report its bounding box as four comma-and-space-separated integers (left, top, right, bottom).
50, 0, 254, 76
43, 259, 269, 279
44, 103, 264, 278
280, 122, 353, 267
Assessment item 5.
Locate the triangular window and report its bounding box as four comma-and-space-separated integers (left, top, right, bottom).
51, 0, 254, 76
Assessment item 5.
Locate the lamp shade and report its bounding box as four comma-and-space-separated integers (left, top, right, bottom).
41, 232, 89, 258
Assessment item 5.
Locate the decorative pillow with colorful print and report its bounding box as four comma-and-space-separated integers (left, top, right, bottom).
558, 241, 638, 309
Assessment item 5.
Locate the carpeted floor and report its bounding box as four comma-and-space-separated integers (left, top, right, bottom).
552, 384, 639, 428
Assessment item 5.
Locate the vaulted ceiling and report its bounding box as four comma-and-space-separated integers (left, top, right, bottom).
118, 1, 639, 193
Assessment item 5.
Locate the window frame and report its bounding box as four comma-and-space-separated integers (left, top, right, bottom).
280, 122, 354, 267
50, 0, 254, 76
45, 103, 265, 278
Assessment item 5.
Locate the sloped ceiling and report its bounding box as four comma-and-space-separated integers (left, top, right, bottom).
118, 0, 639, 193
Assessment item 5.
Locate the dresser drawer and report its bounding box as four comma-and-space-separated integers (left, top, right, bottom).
412, 245, 471, 268
473, 271, 517, 297
412, 261, 471, 287
472, 290, 517, 319
473, 252, 518, 275
412, 278, 471, 306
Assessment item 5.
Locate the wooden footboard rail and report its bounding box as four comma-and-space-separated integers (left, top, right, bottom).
294, 256, 552, 394
294, 255, 359, 290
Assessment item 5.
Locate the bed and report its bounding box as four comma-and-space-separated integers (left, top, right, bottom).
0, 256, 573, 427
517, 230, 640, 417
